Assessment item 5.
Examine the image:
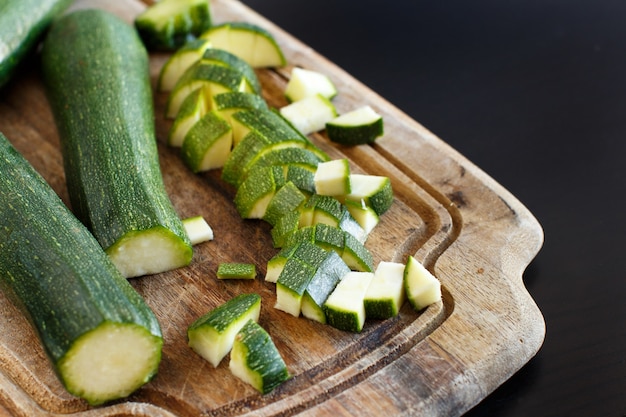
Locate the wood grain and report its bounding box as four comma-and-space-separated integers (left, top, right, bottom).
0, 0, 545, 415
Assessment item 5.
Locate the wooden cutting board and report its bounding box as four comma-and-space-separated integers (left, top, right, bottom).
0, 0, 545, 415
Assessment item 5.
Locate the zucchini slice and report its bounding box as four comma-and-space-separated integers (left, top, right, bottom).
200, 21, 286, 68
0, 132, 163, 405
158, 38, 212, 92
41, 9, 193, 278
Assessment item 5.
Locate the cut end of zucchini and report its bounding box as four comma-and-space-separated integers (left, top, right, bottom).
58, 322, 162, 406
107, 227, 193, 278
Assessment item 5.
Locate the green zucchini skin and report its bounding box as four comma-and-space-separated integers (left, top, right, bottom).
0, 0, 72, 88
41, 9, 192, 276
0, 132, 163, 400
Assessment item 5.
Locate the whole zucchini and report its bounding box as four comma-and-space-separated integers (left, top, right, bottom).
0, 0, 73, 88
41, 9, 193, 278
0, 132, 163, 405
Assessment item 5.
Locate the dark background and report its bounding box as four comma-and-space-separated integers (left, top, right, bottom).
239, 1, 625, 416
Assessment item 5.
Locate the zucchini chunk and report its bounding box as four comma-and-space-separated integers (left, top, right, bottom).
324, 271, 374, 333
229, 320, 290, 394
158, 38, 212, 92
41, 9, 193, 278
326, 105, 384, 145
135, 0, 212, 51
0, 132, 163, 405
404, 256, 442, 311
183, 216, 214, 245
279, 94, 338, 136
285, 67, 338, 103
188, 293, 261, 367
364, 261, 406, 319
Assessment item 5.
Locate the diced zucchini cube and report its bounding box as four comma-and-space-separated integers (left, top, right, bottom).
323, 271, 374, 333
345, 174, 393, 216
364, 261, 406, 319
404, 256, 442, 311
182, 216, 214, 244
285, 67, 338, 102
301, 251, 350, 324
314, 159, 351, 197
275, 258, 317, 316
187, 293, 261, 367
326, 105, 384, 145
263, 182, 307, 226
229, 320, 290, 394
279, 94, 337, 136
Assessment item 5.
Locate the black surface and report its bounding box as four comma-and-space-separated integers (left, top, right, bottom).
239, 1, 625, 416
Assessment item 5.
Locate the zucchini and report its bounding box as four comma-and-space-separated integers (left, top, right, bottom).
279, 94, 338, 136
41, 9, 193, 278
364, 261, 406, 319
326, 105, 384, 145
182, 216, 214, 245
0, 132, 163, 405
285, 67, 338, 103
314, 158, 352, 197
188, 293, 261, 367
229, 320, 290, 394
168, 87, 210, 147
217, 263, 257, 279
301, 250, 350, 324
158, 38, 212, 92
324, 271, 374, 333
0, 0, 72, 88
404, 256, 442, 311
134, 0, 212, 51
181, 110, 233, 172
199, 21, 286, 68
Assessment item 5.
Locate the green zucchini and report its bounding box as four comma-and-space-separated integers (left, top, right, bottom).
0, 132, 163, 405
41, 9, 193, 278
188, 293, 261, 367
0, 0, 72, 88
229, 320, 290, 394
134, 0, 212, 51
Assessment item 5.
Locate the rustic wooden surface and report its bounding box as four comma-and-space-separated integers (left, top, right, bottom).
0, 0, 545, 415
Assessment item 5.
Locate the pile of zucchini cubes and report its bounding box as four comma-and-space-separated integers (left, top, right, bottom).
136, 0, 441, 395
